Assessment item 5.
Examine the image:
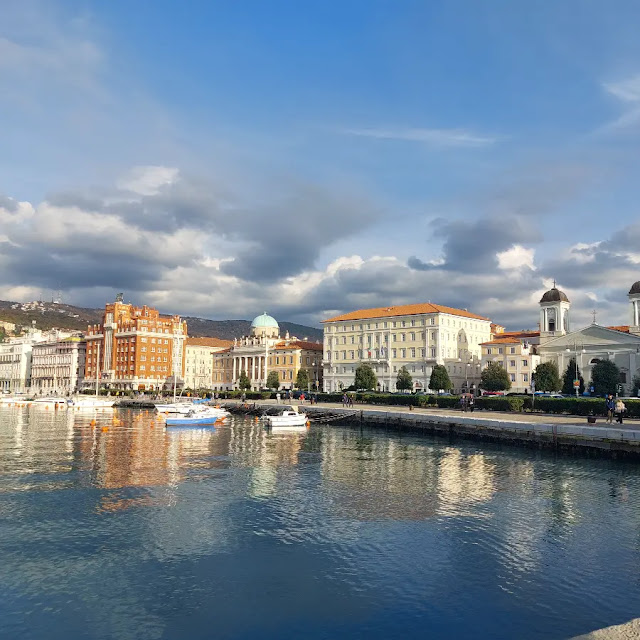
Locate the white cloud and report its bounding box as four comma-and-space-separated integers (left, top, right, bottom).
600, 74, 640, 131
116, 166, 179, 196
342, 127, 496, 147
497, 245, 536, 271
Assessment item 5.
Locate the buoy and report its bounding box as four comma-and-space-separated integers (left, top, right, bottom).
90, 419, 96, 426
101, 426, 109, 432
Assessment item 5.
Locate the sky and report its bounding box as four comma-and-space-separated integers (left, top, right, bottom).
1, 0, 640, 330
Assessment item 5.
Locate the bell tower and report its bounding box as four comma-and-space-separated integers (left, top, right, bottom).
629, 281, 640, 336
539, 282, 570, 343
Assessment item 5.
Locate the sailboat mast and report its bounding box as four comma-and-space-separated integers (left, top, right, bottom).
95, 342, 100, 397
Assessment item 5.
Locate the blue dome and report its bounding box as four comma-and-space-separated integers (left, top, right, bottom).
251, 312, 279, 329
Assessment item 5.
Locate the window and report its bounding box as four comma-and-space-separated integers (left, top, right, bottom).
510, 347, 516, 354
431, 348, 436, 358
510, 360, 516, 367
350, 336, 355, 344
392, 349, 397, 358
522, 359, 528, 367
410, 332, 415, 341
276, 356, 280, 364
430, 318, 435, 325
401, 333, 406, 342
498, 348, 503, 354
523, 373, 529, 382
487, 348, 492, 355
510, 374, 516, 382
401, 349, 406, 358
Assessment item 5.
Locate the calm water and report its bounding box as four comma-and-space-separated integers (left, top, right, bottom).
1, 407, 639, 640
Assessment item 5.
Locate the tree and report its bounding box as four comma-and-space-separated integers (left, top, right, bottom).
562, 358, 585, 395
266, 370, 280, 390
631, 374, 640, 397
480, 361, 511, 391
591, 360, 621, 396
429, 364, 453, 392
532, 361, 561, 392
396, 366, 413, 392
354, 364, 377, 390
295, 368, 310, 390
238, 369, 251, 391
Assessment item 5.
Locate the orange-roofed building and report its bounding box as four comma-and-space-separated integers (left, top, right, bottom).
322, 302, 493, 393
211, 313, 323, 391
84, 294, 187, 392
184, 337, 233, 390
480, 336, 540, 393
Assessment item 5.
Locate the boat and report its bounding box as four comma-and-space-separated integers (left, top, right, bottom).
263, 409, 309, 429
32, 397, 69, 407
69, 397, 115, 409
165, 407, 227, 426
0, 393, 30, 404
155, 401, 204, 414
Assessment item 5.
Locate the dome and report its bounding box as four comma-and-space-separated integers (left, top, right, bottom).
539, 287, 569, 304
629, 281, 640, 295
251, 312, 279, 329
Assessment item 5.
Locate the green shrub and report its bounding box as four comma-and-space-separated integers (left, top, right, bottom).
476, 396, 524, 412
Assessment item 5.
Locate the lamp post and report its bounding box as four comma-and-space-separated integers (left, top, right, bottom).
565, 342, 585, 397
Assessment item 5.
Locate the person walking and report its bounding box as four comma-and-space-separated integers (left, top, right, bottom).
605, 394, 615, 423
276, 392, 281, 404
615, 399, 626, 424
468, 395, 475, 413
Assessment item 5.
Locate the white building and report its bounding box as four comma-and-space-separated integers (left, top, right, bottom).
184, 337, 232, 390
30, 337, 86, 395
322, 302, 492, 393
0, 328, 78, 392
536, 282, 640, 394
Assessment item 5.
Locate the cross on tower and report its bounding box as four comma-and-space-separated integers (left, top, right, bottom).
552, 279, 556, 288
592, 309, 597, 324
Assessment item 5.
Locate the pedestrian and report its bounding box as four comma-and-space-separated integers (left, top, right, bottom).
276, 392, 281, 404
468, 396, 475, 412
615, 399, 626, 424
605, 394, 615, 423
300, 392, 305, 404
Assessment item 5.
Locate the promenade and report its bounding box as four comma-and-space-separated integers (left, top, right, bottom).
227, 398, 640, 457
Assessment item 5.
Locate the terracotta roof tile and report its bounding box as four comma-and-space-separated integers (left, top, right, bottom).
323, 302, 490, 323
274, 340, 323, 351
607, 325, 630, 333
480, 338, 522, 345
186, 337, 233, 348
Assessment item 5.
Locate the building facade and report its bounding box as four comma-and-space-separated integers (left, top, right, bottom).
184, 337, 233, 390
84, 297, 188, 391
0, 328, 78, 392
322, 303, 492, 393
212, 313, 323, 391
480, 336, 540, 393
535, 282, 640, 395
30, 337, 86, 395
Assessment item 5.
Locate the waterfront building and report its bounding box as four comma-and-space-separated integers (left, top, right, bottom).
322, 303, 492, 393
0, 327, 77, 392
212, 313, 323, 391
535, 282, 640, 394
30, 336, 86, 395
184, 337, 232, 390
480, 335, 540, 393
84, 295, 188, 392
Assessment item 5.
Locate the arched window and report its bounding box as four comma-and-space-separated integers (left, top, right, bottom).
589, 358, 601, 365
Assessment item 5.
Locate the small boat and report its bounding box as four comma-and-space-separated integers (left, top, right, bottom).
263, 409, 309, 429
165, 407, 226, 426
32, 397, 69, 407
0, 394, 30, 404
155, 401, 201, 414
69, 397, 115, 409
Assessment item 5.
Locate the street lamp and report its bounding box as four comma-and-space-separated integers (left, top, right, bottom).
565, 342, 586, 397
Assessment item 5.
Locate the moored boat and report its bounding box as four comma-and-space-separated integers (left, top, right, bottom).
263, 409, 309, 429
165, 407, 227, 426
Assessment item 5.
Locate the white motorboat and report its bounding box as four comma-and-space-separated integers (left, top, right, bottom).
263, 409, 309, 429
69, 397, 115, 409
155, 401, 202, 414
0, 394, 30, 404
32, 397, 69, 407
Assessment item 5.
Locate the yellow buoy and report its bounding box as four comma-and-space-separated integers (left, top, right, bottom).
90, 419, 96, 426
101, 426, 109, 432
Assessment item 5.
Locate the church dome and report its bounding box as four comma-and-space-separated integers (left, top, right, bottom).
629, 281, 640, 295
540, 286, 569, 303
251, 312, 279, 329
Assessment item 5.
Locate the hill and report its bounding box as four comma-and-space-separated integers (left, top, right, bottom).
0, 300, 323, 342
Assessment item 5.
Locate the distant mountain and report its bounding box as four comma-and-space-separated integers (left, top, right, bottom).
0, 300, 323, 342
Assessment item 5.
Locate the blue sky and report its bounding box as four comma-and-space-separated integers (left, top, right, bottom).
1, 0, 640, 329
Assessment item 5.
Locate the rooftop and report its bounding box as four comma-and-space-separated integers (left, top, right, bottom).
323, 302, 490, 323
186, 337, 233, 348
